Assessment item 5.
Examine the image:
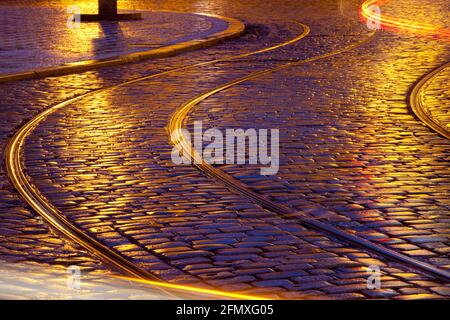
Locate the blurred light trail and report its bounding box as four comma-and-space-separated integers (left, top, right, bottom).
0, 261, 271, 300
360, 0, 450, 40
116, 276, 272, 300
0, 262, 184, 300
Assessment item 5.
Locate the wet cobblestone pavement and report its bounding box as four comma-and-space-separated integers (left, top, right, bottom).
190, 33, 450, 266
0, 0, 449, 299
0, 6, 229, 74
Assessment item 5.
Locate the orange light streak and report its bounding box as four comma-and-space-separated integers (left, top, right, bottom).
360, 0, 450, 40
116, 276, 272, 300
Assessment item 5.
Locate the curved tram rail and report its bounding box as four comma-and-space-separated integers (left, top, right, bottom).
4, 21, 310, 300
409, 61, 450, 140
6, 13, 449, 298
168, 32, 450, 282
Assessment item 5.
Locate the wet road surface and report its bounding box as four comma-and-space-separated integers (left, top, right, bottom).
0, 0, 449, 299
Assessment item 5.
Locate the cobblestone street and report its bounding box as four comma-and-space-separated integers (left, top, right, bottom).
0, 7, 229, 74
0, 0, 449, 299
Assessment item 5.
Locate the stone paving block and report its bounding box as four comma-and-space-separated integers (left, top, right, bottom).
430, 286, 450, 296
253, 279, 294, 288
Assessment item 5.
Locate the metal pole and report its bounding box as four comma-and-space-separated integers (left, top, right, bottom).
80, 0, 141, 21
99, 0, 117, 15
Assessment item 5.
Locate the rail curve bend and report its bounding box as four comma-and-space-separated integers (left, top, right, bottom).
168, 31, 450, 283
4, 21, 310, 299
409, 61, 450, 140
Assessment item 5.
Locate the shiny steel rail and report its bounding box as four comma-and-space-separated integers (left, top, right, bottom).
168, 31, 450, 283
409, 61, 450, 140
4, 22, 310, 299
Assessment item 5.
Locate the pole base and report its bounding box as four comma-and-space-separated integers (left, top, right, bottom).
80, 13, 142, 22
